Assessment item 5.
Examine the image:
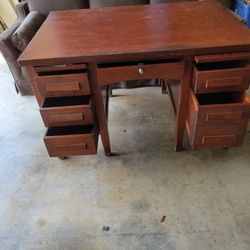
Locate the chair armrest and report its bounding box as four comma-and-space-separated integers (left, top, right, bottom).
0, 2, 29, 54
0, 21, 21, 60
0, 20, 34, 95
11, 11, 45, 52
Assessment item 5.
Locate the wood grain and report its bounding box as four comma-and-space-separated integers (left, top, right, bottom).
192, 65, 250, 93
40, 97, 94, 127
175, 58, 193, 151
88, 63, 111, 155
98, 62, 184, 85
44, 125, 98, 157
194, 52, 250, 64
35, 73, 90, 98
18, 1, 250, 66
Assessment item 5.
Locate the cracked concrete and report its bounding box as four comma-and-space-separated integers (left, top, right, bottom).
0, 54, 250, 250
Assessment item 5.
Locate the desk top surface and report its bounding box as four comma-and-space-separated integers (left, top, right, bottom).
18, 1, 250, 66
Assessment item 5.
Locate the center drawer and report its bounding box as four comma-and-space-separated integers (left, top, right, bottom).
186, 89, 250, 149
44, 125, 98, 157
192, 61, 250, 93
98, 61, 184, 84
35, 73, 90, 98
40, 96, 94, 127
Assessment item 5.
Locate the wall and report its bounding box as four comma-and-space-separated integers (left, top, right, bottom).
0, 0, 18, 27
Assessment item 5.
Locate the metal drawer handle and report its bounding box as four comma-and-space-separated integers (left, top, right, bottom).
138, 68, 144, 75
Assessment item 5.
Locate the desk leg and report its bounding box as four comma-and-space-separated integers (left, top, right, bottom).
175, 58, 193, 151
160, 79, 168, 94
88, 63, 111, 156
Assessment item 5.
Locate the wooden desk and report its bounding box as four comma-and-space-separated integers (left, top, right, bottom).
18, 1, 250, 158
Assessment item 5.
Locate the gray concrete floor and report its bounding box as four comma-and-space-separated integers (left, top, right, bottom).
0, 53, 250, 250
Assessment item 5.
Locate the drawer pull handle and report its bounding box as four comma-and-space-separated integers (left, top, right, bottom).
55, 143, 87, 150
205, 77, 243, 89
138, 68, 144, 75
49, 113, 85, 123
206, 111, 243, 122
47, 82, 81, 92
202, 135, 236, 145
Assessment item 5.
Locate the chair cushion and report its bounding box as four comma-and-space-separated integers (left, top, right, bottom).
11, 11, 45, 52
27, 0, 89, 16
89, 0, 149, 8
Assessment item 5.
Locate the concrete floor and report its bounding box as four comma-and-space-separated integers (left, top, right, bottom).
0, 53, 250, 250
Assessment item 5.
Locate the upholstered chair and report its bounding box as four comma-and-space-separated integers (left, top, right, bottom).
0, 0, 89, 95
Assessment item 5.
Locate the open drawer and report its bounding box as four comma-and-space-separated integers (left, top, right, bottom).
40, 96, 94, 127
188, 90, 250, 126
187, 125, 247, 150
186, 90, 250, 149
35, 72, 90, 98
98, 61, 184, 84
44, 125, 98, 157
191, 61, 250, 93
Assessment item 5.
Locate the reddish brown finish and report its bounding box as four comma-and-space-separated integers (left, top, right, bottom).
35, 73, 90, 98
35, 64, 87, 73
40, 97, 94, 127
202, 135, 238, 146
17, 1, 250, 156
189, 90, 250, 126
165, 80, 180, 114
186, 89, 250, 149
194, 52, 250, 64
102, 86, 110, 117
88, 63, 111, 155
98, 62, 184, 85
175, 58, 193, 151
25, 66, 44, 106
187, 124, 247, 150
206, 111, 244, 123
44, 125, 98, 157
18, 1, 250, 67
192, 65, 250, 94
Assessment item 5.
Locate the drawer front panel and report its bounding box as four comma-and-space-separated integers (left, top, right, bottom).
201, 135, 237, 146
192, 66, 250, 93
194, 52, 250, 64
44, 127, 98, 157
198, 101, 250, 125
188, 90, 250, 126
186, 89, 250, 150
40, 105, 94, 127
191, 125, 247, 150
35, 64, 87, 73
98, 62, 184, 84
36, 73, 90, 97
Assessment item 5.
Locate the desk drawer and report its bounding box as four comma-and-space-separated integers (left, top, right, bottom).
35, 73, 90, 97
192, 64, 250, 93
188, 125, 247, 150
98, 62, 184, 84
186, 90, 250, 149
189, 90, 250, 126
40, 96, 94, 127
44, 125, 98, 157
